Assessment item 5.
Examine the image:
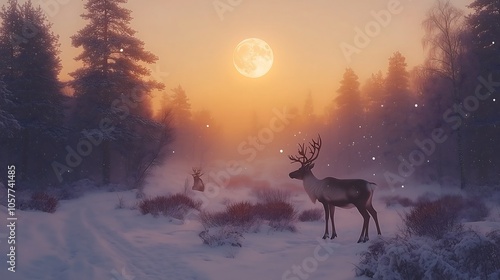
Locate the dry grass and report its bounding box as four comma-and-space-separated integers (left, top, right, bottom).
298, 208, 323, 222
139, 193, 201, 219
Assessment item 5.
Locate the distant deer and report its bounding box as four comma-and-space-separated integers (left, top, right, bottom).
191, 168, 205, 192
288, 135, 381, 243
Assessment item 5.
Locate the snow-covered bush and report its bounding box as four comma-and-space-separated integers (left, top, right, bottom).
255, 201, 295, 221
253, 188, 297, 231
199, 226, 244, 247
298, 208, 323, 222
402, 195, 489, 239
254, 188, 291, 203
200, 199, 297, 232
139, 193, 201, 219
28, 192, 59, 213
200, 201, 260, 231
255, 200, 297, 231
199, 211, 231, 228
226, 201, 258, 226
199, 198, 297, 248
357, 230, 500, 280
402, 196, 462, 239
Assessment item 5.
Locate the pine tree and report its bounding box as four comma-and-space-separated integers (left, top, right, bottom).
361, 71, 386, 170
0, 0, 65, 184
70, 0, 166, 185
12, 1, 65, 135
468, 0, 500, 74
0, 79, 20, 138
332, 68, 364, 172
380, 52, 415, 167
362, 71, 385, 113
0, 0, 22, 81
170, 85, 191, 127
467, 0, 500, 185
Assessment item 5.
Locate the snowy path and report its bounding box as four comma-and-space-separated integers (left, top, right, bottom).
0, 191, 209, 280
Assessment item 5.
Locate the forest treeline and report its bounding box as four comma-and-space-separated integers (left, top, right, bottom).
0, 0, 498, 190
0, 0, 216, 190
288, 0, 499, 189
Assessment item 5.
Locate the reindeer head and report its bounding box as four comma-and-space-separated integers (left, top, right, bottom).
288, 135, 322, 180
191, 168, 205, 192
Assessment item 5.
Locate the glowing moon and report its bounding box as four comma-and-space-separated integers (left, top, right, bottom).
233, 38, 274, 78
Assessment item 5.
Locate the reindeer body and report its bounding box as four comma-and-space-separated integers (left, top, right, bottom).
289, 135, 381, 243
303, 175, 374, 207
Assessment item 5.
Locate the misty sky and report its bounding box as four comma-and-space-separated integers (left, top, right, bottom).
11, 0, 470, 132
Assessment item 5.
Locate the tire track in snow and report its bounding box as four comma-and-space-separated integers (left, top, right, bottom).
81, 202, 208, 280
63, 207, 112, 279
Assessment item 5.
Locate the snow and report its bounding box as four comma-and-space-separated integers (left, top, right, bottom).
0, 161, 498, 280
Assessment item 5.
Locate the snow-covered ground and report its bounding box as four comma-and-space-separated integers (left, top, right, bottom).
0, 160, 498, 280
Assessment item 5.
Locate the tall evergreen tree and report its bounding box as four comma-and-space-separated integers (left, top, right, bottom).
169, 85, 191, 127
12, 1, 65, 133
468, 0, 500, 75
380, 52, 415, 168
361, 71, 386, 170
70, 0, 165, 185
335, 68, 361, 113
362, 71, 385, 114
0, 79, 20, 138
0, 0, 65, 184
386, 52, 409, 92
467, 0, 500, 185
0, 0, 22, 81
331, 68, 364, 173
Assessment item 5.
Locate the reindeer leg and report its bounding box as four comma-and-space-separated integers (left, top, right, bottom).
356, 206, 370, 243
367, 204, 381, 236
322, 202, 330, 239
329, 205, 337, 239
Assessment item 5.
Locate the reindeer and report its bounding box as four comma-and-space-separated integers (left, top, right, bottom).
191, 168, 205, 192
288, 135, 381, 243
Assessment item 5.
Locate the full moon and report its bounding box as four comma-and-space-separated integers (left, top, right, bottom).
233, 38, 274, 78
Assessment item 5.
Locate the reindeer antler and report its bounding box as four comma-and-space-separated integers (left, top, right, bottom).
289, 135, 322, 166
307, 135, 322, 163
192, 168, 203, 177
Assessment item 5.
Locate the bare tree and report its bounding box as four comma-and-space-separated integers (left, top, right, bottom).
422, 0, 467, 86
422, 0, 468, 189
134, 111, 174, 196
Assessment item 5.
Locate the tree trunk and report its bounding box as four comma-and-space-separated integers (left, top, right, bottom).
453, 82, 466, 190
21, 130, 29, 183
102, 140, 110, 185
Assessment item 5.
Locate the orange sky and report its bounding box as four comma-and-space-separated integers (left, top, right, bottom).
15, 0, 471, 134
